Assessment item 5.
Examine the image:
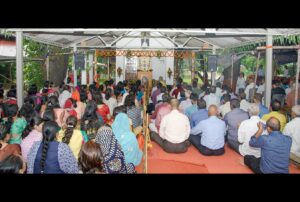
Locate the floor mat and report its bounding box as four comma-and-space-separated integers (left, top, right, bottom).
144, 141, 300, 174
147, 159, 209, 173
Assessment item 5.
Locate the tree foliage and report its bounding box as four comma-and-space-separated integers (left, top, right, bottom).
222, 34, 300, 54
23, 39, 71, 89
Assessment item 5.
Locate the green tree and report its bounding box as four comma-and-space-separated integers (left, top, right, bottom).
240, 54, 266, 76
0, 63, 15, 86
23, 39, 71, 89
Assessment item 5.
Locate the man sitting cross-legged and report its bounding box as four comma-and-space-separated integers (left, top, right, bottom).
244, 117, 292, 174
150, 98, 191, 153
189, 105, 226, 156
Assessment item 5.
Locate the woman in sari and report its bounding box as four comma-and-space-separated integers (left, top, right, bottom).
95, 125, 135, 173
94, 93, 111, 124
111, 113, 143, 166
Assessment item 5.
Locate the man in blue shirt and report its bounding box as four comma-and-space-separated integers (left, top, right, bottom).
189, 105, 226, 156
185, 93, 199, 119
244, 117, 292, 173
253, 93, 269, 118
190, 99, 208, 128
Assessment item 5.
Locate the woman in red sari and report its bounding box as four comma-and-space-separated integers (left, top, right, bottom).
93, 92, 110, 124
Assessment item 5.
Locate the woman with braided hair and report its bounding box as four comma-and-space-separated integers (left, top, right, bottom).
20, 114, 43, 162
27, 121, 79, 174
57, 116, 87, 159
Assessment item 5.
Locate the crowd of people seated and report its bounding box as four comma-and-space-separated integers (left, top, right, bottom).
0, 79, 143, 174
149, 74, 300, 173
0, 71, 300, 174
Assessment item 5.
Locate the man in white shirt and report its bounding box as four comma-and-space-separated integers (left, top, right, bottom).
150, 98, 191, 153
245, 77, 256, 101
203, 86, 220, 110
239, 92, 250, 112
216, 82, 226, 100
256, 78, 265, 95
283, 105, 300, 165
236, 72, 246, 94
238, 103, 265, 158
219, 94, 231, 118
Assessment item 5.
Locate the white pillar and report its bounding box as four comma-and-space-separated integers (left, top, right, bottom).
81, 53, 87, 85
16, 31, 24, 108
73, 46, 77, 87
46, 56, 50, 80
295, 48, 300, 105
212, 47, 216, 85
88, 53, 94, 85
107, 56, 110, 79
265, 33, 273, 107
231, 54, 234, 88
191, 52, 195, 83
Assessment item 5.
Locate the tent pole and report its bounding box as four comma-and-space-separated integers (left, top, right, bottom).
212, 46, 216, 85
73, 46, 77, 87
46, 56, 49, 80
231, 54, 234, 88
265, 32, 273, 108
191, 51, 195, 83
16, 31, 24, 108
295, 48, 300, 105
252, 52, 260, 102
107, 56, 110, 80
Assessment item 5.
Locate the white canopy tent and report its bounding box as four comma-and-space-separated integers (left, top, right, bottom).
6, 28, 300, 107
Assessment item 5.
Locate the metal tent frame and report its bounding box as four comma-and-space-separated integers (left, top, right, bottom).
6, 28, 300, 107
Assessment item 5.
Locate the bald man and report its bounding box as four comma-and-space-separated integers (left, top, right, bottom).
244, 117, 292, 173
150, 98, 191, 153
189, 105, 226, 156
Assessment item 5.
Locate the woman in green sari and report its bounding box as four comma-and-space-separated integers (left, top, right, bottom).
7, 104, 28, 145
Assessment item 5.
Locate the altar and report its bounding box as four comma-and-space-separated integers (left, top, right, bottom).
124, 56, 153, 81
115, 50, 174, 85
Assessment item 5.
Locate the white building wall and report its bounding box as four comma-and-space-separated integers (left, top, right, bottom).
115, 34, 175, 85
